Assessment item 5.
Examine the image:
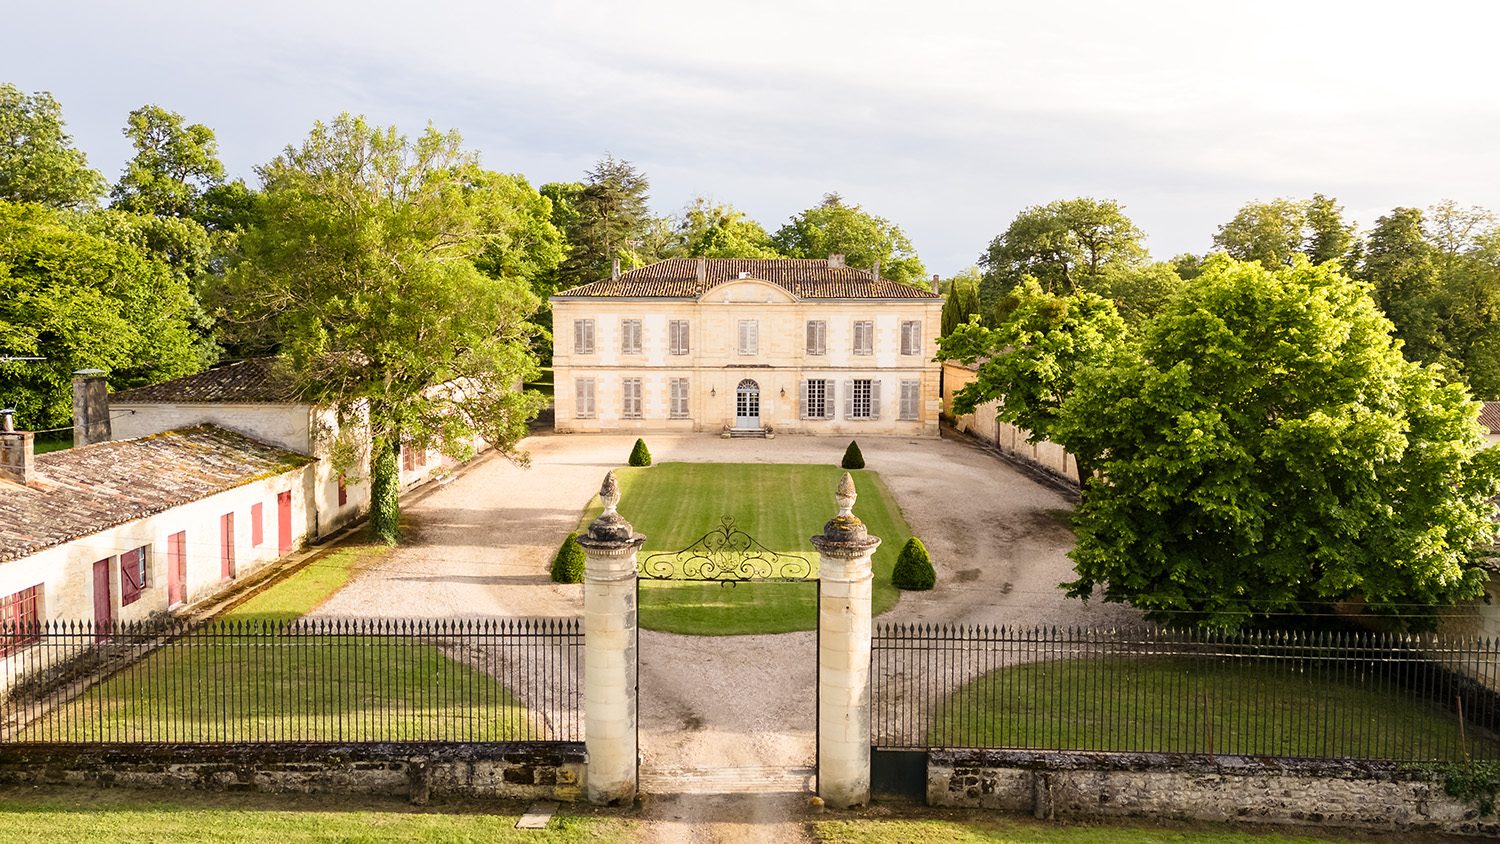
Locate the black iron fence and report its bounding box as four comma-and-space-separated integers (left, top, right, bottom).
0, 618, 582, 744
871, 624, 1500, 762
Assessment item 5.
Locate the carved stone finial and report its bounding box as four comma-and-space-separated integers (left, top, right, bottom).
584, 470, 638, 545
600, 470, 621, 516
835, 472, 857, 517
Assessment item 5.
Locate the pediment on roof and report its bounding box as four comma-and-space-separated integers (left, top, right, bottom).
698, 277, 799, 304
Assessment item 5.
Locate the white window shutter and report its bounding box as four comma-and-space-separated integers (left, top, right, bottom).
586, 321, 595, 353
870, 379, 882, 420
681, 322, 689, 354
738, 321, 748, 354
749, 321, 758, 354
824, 380, 836, 419
800, 380, 809, 420
806, 322, 816, 354
844, 380, 854, 419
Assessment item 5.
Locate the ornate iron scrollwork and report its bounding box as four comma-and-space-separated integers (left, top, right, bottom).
640, 516, 815, 583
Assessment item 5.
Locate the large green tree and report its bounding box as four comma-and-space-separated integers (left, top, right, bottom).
110, 105, 226, 219
771, 193, 926, 283
0, 84, 104, 210
214, 115, 549, 543
939, 267, 984, 336
0, 200, 201, 429
979, 197, 1145, 301
555, 156, 654, 288
667, 198, 779, 258
1057, 256, 1500, 629
1213, 194, 1355, 267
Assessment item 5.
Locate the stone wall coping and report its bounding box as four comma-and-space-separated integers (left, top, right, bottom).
0, 741, 586, 766
930, 749, 1428, 780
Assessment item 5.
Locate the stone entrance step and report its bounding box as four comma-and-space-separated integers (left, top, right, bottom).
639, 765, 814, 794
727, 427, 770, 438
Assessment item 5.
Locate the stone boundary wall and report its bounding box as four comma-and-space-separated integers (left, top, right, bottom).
927, 750, 1498, 837
0, 742, 585, 803
941, 362, 1078, 485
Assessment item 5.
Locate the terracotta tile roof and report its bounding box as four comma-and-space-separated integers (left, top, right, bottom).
1482, 402, 1500, 435
0, 426, 313, 563
553, 258, 940, 300
112, 358, 303, 404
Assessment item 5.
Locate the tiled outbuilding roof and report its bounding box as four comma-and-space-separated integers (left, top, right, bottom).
553, 258, 940, 300
1481, 402, 1500, 435
0, 426, 313, 563
112, 358, 303, 404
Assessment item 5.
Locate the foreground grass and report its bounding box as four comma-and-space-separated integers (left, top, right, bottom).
813, 816, 1375, 844
580, 463, 912, 635
15, 536, 530, 742
934, 656, 1488, 761
0, 787, 624, 844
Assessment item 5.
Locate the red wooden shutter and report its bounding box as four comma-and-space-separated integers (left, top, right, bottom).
220, 513, 236, 580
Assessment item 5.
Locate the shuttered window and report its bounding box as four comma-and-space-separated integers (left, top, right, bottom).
669, 320, 690, 355
621, 320, 642, 354
119, 547, 148, 606
573, 319, 595, 354
575, 378, 596, 419
853, 321, 874, 355
801, 379, 835, 420
805, 321, 826, 355
0, 585, 41, 657
901, 321, 922, 355
670, 378, 690, 418
738, 320, 759, 355
899, 379, 920, 420
845, 378, 880, 420
622, 378, 643, 418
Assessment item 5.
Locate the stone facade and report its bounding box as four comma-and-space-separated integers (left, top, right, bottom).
928, 750, 1499, 836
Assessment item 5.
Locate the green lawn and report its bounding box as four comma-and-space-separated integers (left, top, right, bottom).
932, 656, 1489, 761
0, 787, 624, 844
526, 366, 554, 397
813, 816, 1375, 844
579, 463, 913, 635
13, 536, 533, 743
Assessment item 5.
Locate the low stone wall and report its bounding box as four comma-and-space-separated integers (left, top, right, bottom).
928, 750, 1498, 837
0, 742, 585, 803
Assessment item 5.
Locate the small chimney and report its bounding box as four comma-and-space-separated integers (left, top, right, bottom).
827, 254, 845, 269
932, 274, 941, 293
72, 369, 111, 447
0, 409, 36, 485
872, 259, 881, 283
611, 258, 621, 280
696, 256, 707, 283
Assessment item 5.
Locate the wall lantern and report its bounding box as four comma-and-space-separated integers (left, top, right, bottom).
710, 387, 716, 397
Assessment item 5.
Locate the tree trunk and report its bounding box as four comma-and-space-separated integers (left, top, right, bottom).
1074, 456, 1093, 496
370, 435, 401, 545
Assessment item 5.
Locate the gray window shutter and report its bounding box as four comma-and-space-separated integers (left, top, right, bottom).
800, 380, 809, 420
738, 321, 748, 354
681, 322, 689, 354
870, 379, 882, 420
844, 380, 854, 419
824, 380, 836, 419
585, 321, 594, 353
806, 322, 816, 354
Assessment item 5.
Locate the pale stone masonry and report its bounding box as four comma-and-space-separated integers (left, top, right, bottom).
578, 471, 643, 805
551, 257, 943, 435
813, 471, 879, 808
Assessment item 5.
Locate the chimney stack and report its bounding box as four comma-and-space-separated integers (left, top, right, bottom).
611, 258, 621, 281
872, 259, 881, 283
0, 409, 36, 485
72, 369, 111, 447
696, 256, 707, 283
932, 274, 942, 293
827, 254, 845, 269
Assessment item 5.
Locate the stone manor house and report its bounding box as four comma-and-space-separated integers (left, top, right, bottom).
550, 256, 944, 436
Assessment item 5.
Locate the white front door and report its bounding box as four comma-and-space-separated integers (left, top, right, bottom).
735, 379, 761, 428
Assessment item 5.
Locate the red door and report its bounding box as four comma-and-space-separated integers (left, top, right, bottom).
92, 557, 112, 641
277, 491, 293, 555
220, 513, 236, 580
167, 531, 187, 606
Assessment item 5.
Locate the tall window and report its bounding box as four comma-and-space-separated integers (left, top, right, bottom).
853, 320, 874, 355
670, 378, 690, 418
575, 378, 596, 419
573, 319, 595, 354
801, 379, 835, 420
119, 547, 148, 606
805, 320, 827, 355
622, 378, 643, 418
621, 319, 643, 354
899, 379, 921, 420
0, 585, 41, 658
738, 320, 759, 355
846, 378, 880, 420
669, 320, 691, 355
901, 321, 922, 355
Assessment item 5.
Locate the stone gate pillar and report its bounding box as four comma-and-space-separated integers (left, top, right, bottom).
579, 470, 643, 805
812, 471, 880, 808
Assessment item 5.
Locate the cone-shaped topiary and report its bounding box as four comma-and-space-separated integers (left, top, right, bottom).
841, 440, 865, 470
628, 437, 652, 467
892, 536, 936, 591
551, 532, 586, 583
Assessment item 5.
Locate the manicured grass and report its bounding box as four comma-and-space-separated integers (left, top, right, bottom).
526, 366, 555, 397
579, 463, 912, 635
934, 657, 1487, 761
14, 535, 530, 742
813, 816, 1371, 843
0, 787, 625, 843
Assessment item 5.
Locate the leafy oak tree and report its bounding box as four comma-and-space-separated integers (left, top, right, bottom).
0, 84, 104, 210
979, 197, 1146, 302
1213, 194, 1355, 267
214, 115, 549, 543
772, 193, 926, 283
110, 105, 225, 219
1058, 256, 1500, 629
668, 198, 780, 258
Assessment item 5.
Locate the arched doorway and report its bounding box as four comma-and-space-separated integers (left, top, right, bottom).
735, 379, 761, 429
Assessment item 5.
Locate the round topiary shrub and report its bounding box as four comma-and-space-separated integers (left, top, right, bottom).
551, 532, 586, 584
892, 537, 936, 591
841, 440, 865, 470
628, 437, 652, 467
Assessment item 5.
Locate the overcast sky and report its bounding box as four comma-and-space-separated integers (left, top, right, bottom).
7, 1, 1499, 274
